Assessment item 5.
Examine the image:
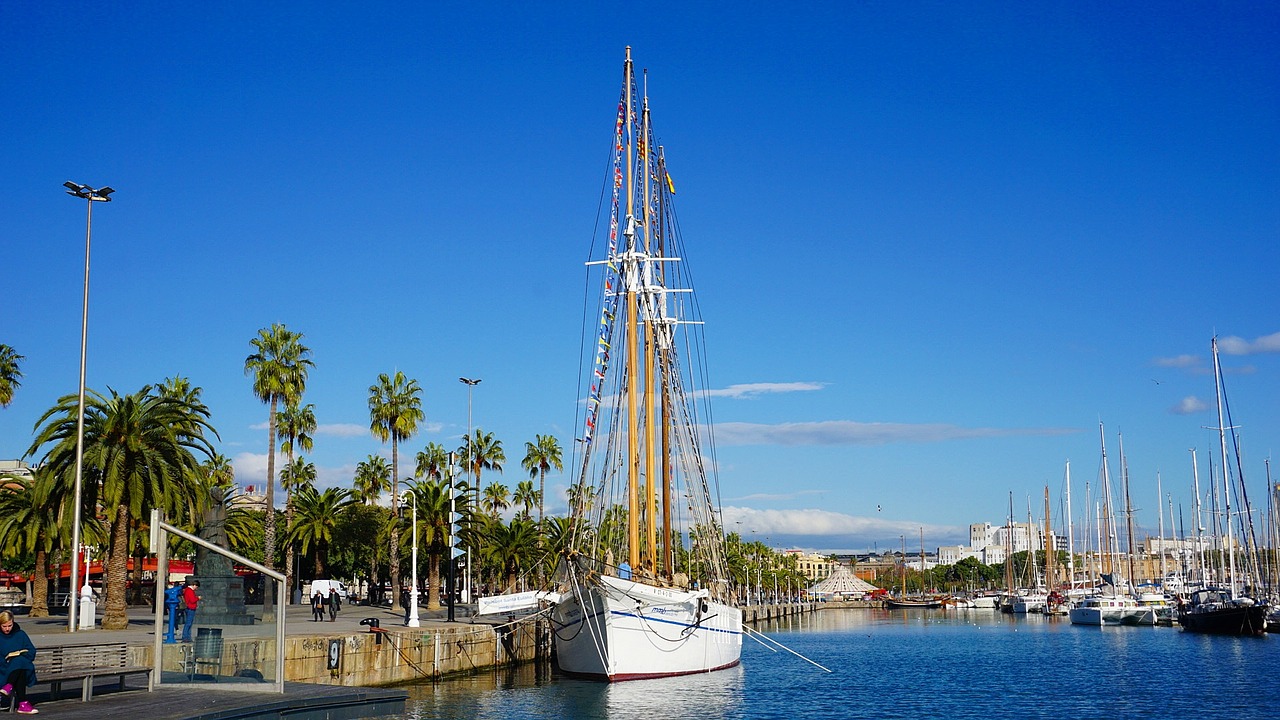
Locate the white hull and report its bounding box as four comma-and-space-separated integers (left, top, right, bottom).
1069, 596, 1140, 625
1011, 594, 1047, 614
552, 575, 742, 681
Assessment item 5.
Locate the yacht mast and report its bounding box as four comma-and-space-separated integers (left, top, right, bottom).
1191, 448, 1207, 584
1119, 432, 1138, 592
1157, 472, 1167, 587
1212, 337, 1238, 595
1065, 461, 1075, 592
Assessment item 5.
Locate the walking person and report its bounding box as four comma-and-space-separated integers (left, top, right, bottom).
327, 587, 340, 621
180, 580, 201, 643
311, 589, 325, 622
0, 610, 39, 714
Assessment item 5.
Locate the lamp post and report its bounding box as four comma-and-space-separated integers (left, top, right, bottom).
458, 377, 480, 603
407, 488, 420, 627
446, 451, 457, 622
63, 181, 113, 633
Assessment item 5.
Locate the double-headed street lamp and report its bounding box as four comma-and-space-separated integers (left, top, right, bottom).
458, 377, 480, 603
63, 181, 114, 633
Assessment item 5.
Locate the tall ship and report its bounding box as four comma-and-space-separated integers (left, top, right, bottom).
548, 47, 743, 680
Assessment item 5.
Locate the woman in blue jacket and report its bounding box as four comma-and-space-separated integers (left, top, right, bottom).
0, 610, 38, 714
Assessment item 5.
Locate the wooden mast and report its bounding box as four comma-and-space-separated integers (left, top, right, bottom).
624, 46, 640, 571
642, 77, 658, 575
657, 148, 673, 581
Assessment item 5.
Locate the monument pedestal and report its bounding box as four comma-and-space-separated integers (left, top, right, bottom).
190, 574, 256, 625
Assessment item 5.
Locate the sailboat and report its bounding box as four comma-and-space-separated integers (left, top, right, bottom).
885, 530, 942, 609
547, 47, 743, 680
1176, 338, 1268, 636
1069, 424, 1141, 626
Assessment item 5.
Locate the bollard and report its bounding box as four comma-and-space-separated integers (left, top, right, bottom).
78, 583, 96, 630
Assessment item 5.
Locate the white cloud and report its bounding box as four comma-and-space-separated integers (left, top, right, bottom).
707, 382, 826, 399
1153, 354, 1200, 368
1170, 396, 1208, 415
732, 490, 827, 502
721, 506, 968, 551
1218, 331, 1280, 356
712, 420, 1077, 446
317, 423, 367, 437
231, 452, 270, 486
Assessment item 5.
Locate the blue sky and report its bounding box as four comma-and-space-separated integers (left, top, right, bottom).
3, 3, 1278, 554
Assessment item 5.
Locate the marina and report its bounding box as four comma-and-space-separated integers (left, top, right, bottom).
378, 609, 1280, 720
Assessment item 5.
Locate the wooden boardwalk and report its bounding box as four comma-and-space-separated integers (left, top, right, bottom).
11, 677, 406, 720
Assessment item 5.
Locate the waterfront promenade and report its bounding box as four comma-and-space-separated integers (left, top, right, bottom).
12, 602, 462, 719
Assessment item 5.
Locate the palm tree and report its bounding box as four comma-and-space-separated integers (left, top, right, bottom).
0, 344, 23, 408
520, 434, 562, 525
484, 518, 539, 593
368, 370, 424, 607
27, 386, 215, 629
244, 323, 313, 602
351, 454, 390, 603
0, 467, 92, 618
405, 478, 456, 610
352, 455, 391, 505
277, 401, 316, 601
286, 486, 354, 577
482, 482, 511, 519
512, 480, 538, 521
566, 479, 595, 519
459, 428, 504, 584
414, 442, 450, 483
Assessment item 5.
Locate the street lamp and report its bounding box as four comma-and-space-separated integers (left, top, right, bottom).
63, 181, 113, 633
458, 377, 480, 603
407, 488, 420, 627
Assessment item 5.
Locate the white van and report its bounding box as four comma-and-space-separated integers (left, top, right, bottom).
305, 579, 349, 602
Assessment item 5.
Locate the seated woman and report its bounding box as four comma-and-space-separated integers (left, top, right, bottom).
0, 610, 37, 714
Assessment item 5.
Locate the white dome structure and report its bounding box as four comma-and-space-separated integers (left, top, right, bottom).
807, 564, 879, 596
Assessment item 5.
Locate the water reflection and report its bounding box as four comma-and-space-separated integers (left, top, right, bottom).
391, 609, 1280, 720
398, 661, 745, 720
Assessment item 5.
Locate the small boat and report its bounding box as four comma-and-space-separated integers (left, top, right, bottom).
1177, 587, 1267, 636
886, 596, 943, 609
1125, 592, 1175, 626
968, 593, 1000, 610
1010, 592, 1048, 614
886, 530, 941, 610
1069, 594, 1141, 626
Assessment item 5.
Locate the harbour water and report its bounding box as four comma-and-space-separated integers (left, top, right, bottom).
381, 609, 1279, 719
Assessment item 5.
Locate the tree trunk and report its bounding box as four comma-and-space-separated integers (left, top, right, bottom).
389, 439, 400, 612
427, 554, 441, 611
284, 492, 295, 603
28, 551, 49, 618
263, 398, 278, 614
101, 504, 131, 630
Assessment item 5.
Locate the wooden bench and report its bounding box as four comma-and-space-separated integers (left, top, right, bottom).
25, 642, 151, 704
